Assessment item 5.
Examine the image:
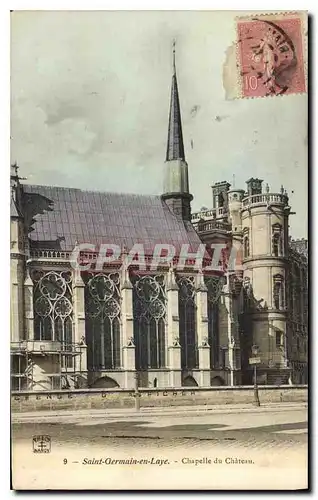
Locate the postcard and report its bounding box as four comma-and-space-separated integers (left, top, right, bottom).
10, 10, 308, 491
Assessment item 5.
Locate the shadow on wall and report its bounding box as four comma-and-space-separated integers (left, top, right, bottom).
182, 375, 198, 387
211, 376, 225, 386
90, 376, 120, 389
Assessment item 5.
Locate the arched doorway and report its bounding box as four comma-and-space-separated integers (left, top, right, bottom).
211, 376, 225, 386
90, 376, 120, 388
183, 375, 198, 387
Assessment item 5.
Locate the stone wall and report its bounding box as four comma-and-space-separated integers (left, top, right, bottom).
11, 385, 307, 413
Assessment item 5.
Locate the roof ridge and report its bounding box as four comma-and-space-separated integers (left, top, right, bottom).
25, 183, 162, 199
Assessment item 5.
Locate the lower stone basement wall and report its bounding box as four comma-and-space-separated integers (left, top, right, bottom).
11, 386, 307, 413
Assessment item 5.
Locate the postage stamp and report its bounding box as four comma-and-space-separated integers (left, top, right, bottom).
236, 13, 307, 98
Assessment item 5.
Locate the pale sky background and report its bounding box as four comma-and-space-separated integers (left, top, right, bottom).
10, 10, 308, 238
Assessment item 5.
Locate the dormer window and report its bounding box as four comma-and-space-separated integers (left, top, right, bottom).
246, 178, 263, 196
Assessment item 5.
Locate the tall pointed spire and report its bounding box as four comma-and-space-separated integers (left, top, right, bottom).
162, 41, 192, 222
172, 39, 176, 74
166, 40, 185, 162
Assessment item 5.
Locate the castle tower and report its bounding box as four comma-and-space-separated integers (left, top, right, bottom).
240, 178, 291, 384
162, 42, 193, 221
227, 187, 246, 260
211, 181, 231, 221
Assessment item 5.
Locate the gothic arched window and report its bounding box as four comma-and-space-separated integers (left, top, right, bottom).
32, 270, 73, 367
84, 273, 121, 370
205, 276, 224, 369
132, 275, 166, 370
177, 276, 198, 369
273, 274, 285, 310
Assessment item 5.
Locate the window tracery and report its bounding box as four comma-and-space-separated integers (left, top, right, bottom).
84, 272, 121, 370
177, 276, 198, 369
205, 276, 224, 369
32, 270, 73, 367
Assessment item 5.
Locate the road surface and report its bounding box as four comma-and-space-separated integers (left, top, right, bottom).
11, 404, 308, 490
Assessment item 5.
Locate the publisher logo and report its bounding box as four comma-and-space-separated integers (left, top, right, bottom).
33, 435, 51, 453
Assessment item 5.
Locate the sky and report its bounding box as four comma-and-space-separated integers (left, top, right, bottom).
10, 10, 308, 238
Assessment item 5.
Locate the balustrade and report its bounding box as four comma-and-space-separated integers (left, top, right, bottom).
191, 208, 216, 221
193, 220, 231, 233
242, 193, 288, 207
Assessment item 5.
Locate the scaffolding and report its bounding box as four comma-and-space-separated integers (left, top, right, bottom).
10, 341, 86, 391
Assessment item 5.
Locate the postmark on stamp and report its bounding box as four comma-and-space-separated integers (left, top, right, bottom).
236, 13, 307, 98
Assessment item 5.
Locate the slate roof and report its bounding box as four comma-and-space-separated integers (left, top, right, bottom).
24, 185, 201, 254
10, 196, 21, 218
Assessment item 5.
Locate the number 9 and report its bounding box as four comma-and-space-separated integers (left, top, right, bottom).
63, 458, 67, 465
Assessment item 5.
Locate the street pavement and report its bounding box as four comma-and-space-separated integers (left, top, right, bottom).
11, 404, 308, 490
12, 401, 307, 423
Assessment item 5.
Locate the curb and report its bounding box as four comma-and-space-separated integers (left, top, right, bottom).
12, 403, 307, 423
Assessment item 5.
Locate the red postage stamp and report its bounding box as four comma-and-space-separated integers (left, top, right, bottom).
237, 14, 306, 98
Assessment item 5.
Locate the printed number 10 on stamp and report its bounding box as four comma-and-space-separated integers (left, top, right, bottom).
237, 13, 307, 98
